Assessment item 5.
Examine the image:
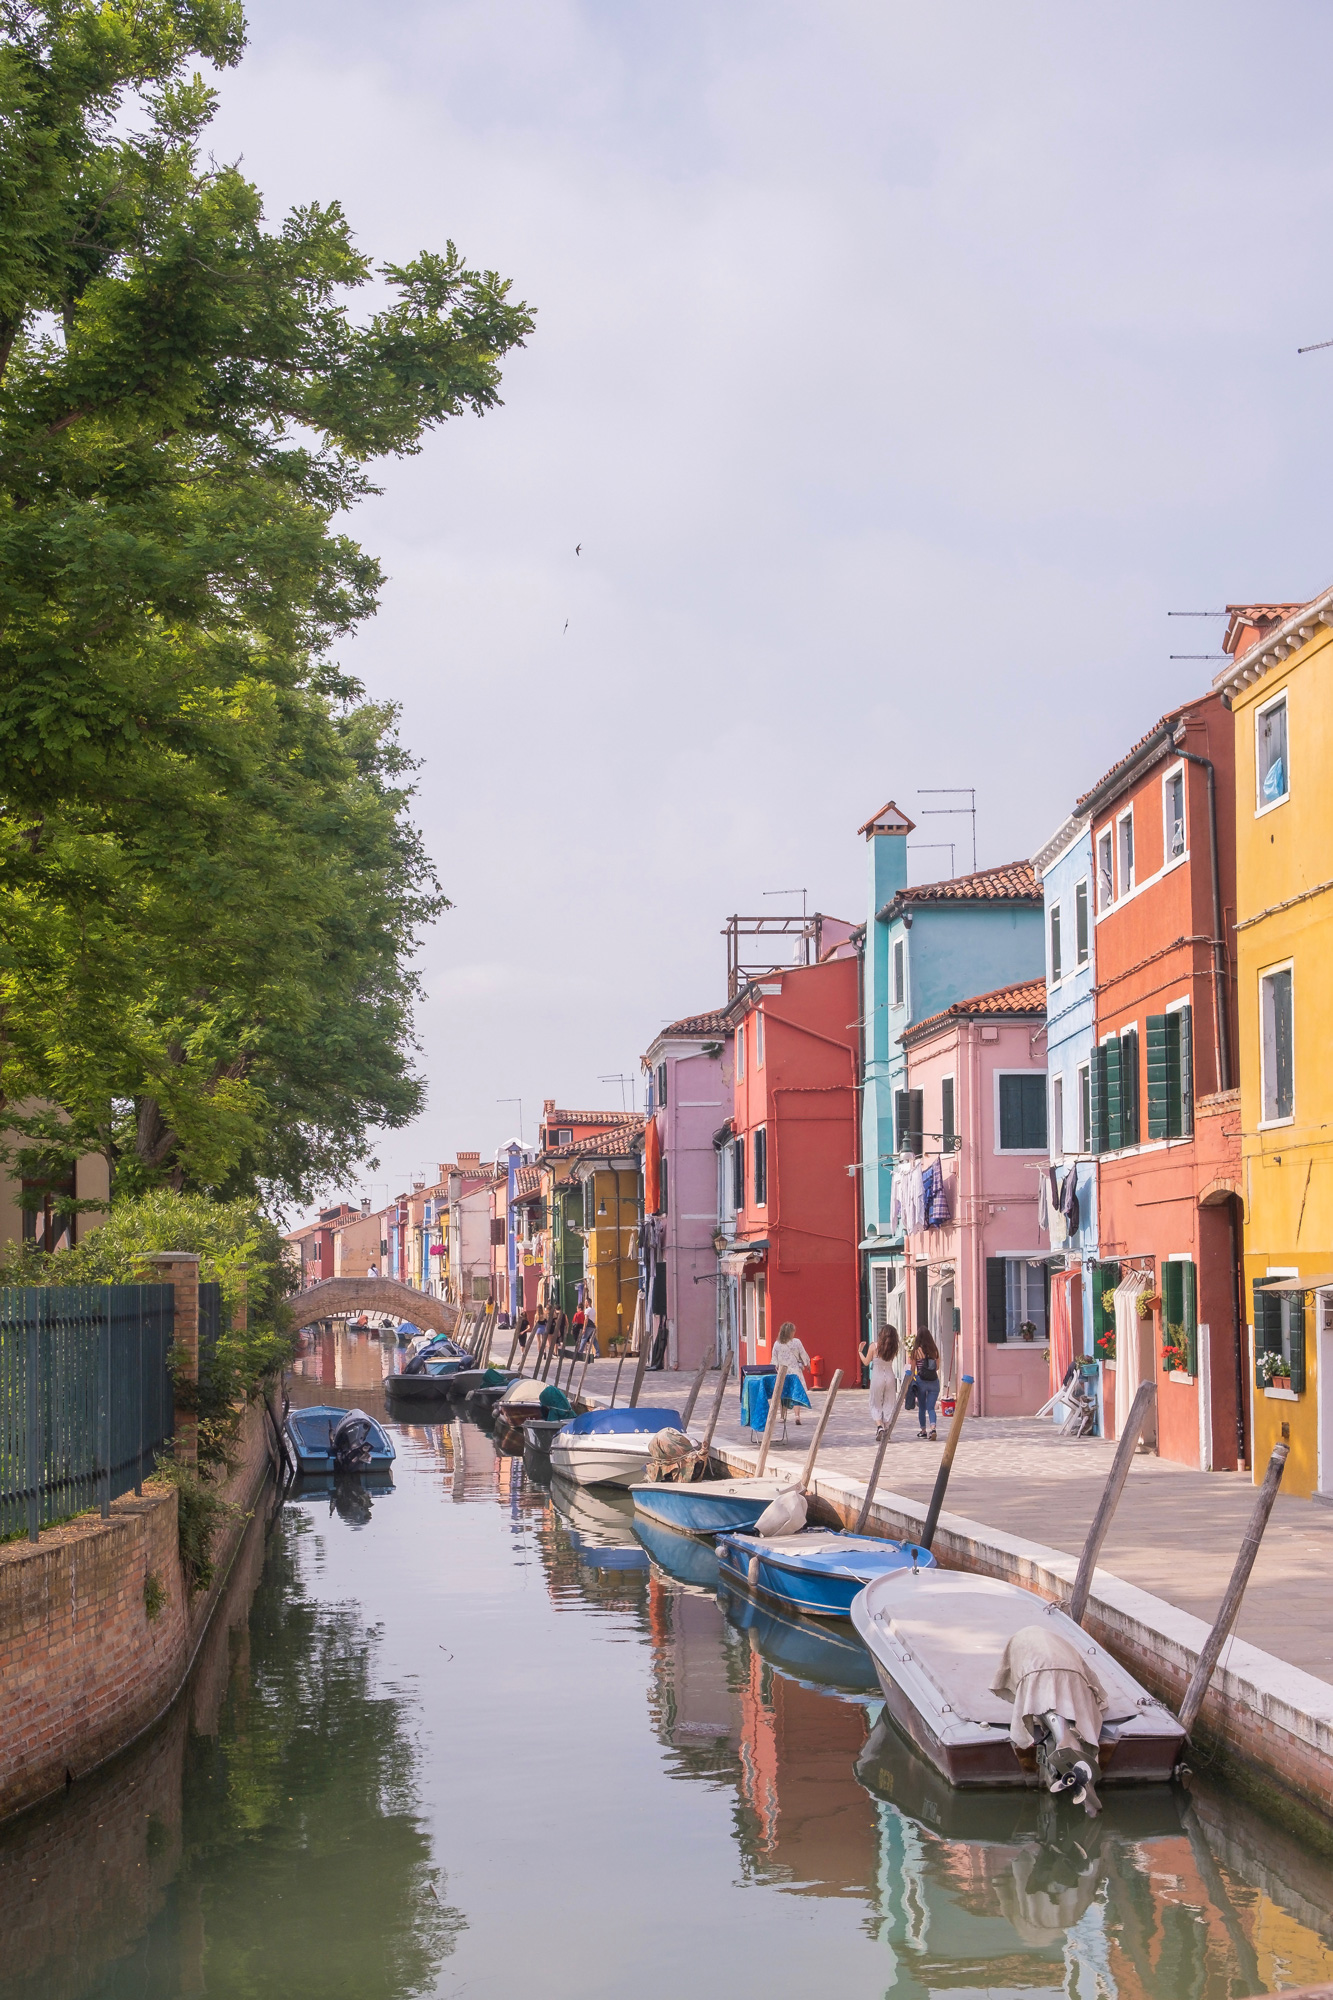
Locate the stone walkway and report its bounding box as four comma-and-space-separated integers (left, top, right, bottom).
566, 1355, 1333, 1685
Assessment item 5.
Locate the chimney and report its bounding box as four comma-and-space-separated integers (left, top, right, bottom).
543, 1098, 555, 1117
458, 1149, 481, 1164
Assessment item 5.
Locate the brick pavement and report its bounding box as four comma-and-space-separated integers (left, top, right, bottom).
566, 1355, 1333, 1685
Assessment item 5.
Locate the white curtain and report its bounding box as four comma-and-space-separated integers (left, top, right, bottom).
1112, 1272, 1153, 1444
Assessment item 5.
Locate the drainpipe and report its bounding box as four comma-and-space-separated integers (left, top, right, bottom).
1226, 1194, 1248, 1471
1175, 743, 1231, 1093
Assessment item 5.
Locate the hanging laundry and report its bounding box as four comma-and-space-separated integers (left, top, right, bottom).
904, 1160, 927, 1233
923, 1160, 951, 1228
1037, 1173, 1050, 1234
1060, 1165, 1081, 1236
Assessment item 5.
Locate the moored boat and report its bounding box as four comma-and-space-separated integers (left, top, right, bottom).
629, 1472, 801, 1537
715, 1527, 935, 1617
631, 1512, 723, 1592
717, 1582, 881, 1695
548, 1406, 684, 1489
850, 1566, 1185, 1794
284, 1404, 396, 1474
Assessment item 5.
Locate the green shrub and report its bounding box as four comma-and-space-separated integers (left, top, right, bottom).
143, 1571, 168, 1621
154, 1458, 237, 1594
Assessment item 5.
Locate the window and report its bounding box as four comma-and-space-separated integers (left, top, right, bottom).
895, 1087, 923, 1156
892, 937, 906, 1007
1161, 1258, 1198, 1376
985, 1256, 1048, 1343
755, 1011, 764, 1067
1097, 830, 1114, 912
1050, 903, 1062, 983
556, 1128, 573, 1147
1075, 880, 1089, 964
1253, 1274, 1305, 1393
753, 1126, 768, 1206
1165, 767, 1186, 860
1146, 1005, 1194, 1140
732, 1136, 745, 1209
941, 1076, 956, 1153
1078, 1065, 1091, 1152
998, 1074, 1047, 1151
1260, 966, 1294, 1123
1119, 1025, 1140, 1148
656, 1062, 668, 1108
1051, 1075, 1065, 1155
1257, 695, 1289, 810
736, 1021, 745, 1080
1117, 810, 1135, 897
581, 1179, 594, 1229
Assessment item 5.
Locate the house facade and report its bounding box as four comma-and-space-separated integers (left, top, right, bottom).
642, 1009, 733, 1374
859, 815, 1045, 1351
900, 980, 1053, 1417
567, 1120, 645, 1346
727, 956, 861, 1383
1080, 696, 1244, 1472
1217, 594, 1333, 1497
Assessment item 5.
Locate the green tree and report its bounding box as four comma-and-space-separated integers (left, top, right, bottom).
0, 0, 533, 1205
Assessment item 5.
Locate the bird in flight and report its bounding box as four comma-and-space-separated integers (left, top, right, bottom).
575, 543, 581, 555
563, 620, 569, 634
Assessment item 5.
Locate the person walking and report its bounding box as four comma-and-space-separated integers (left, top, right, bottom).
868, 1325, 900, 1439
770, 1320, 811, 1425
910, 1327, 941, 1440
579, 1309, 599, 1359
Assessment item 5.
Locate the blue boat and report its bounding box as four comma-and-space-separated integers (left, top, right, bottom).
284, 1405, 396, 1473
632, 1512, 723, 1591
629, 1473, 801, 1537
717, 1583, 881, 1695
715, 1527, 935, 1617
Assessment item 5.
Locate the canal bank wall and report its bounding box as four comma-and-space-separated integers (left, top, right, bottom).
0, 1399, 275, 1824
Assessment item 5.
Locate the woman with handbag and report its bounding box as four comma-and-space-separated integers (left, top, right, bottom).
909, 1328, 941, 1440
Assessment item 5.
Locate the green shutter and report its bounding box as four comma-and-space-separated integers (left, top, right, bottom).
1146, 1016, 1169, 1140
1104, 1039, 1124, 1152
1182, 1259, 1197, 1377
1290, 1290, 1306, 1394
1093, 1262, 1121, 1342
1120, 1028, 1139, 1147
1167, 1007, 1194, 1140
1253, 1278, 1280, 1386
1161, 1262, 1182, 1373
987, 1258, 1007, 1343
1089, 1048, 1108, 1155
915, 1263, 929, 1343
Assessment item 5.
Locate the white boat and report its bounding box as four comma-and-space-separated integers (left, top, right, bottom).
548, 1405, 683, 1489
850, 1566, 1185, 1794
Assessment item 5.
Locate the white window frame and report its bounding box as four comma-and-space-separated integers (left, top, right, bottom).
1003, 1258, 1048, 1344
1162, 760, 1188, 867
736, 1017, 745, 1081
993, 1069, 1049, 1155
1077, 1063, 1091, 1152
892, 936, 907, 1009
1116, 806, 1135, 899
1259, 958, 1295, 1129
1096, 829, 1114, 913
1049, 901, 1063, 984
1255, 691, 1290, 818
755, 1009, 764, 1068
753, 1124, 768, 1207
1051, 1073, 1065, 1155
1075, 878, 1090, 965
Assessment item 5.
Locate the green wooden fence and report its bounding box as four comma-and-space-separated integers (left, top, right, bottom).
0, 1285, 176, 1542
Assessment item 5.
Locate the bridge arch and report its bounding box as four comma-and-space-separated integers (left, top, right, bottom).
289, 1277, 462, 1337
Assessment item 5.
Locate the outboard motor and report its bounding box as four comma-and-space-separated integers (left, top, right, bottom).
1033, 1711, 1102, 1817
331, 1409, 376, 1471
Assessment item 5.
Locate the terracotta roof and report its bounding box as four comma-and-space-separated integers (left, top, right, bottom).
658, 1008, 730, 1039
543, 1108, 639, 1128
1073, 695, 1223, 815
857, 798, 916, 837
514, 1165, 543, 1197
885, 860, 1040, 912
905, 977, 1047, 1044
1214, 585, 1333, 699
1222, 603, 1303, 657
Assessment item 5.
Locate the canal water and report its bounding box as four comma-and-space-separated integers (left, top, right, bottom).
4, 1325, 1333, 2000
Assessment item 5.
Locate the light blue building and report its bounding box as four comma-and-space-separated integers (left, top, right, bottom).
858, 801, 1045, 1341
1032, 811, 1102, 1393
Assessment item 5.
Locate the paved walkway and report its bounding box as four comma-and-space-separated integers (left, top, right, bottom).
564, 1356, 1333, 1685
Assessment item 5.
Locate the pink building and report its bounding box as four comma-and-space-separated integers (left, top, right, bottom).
899, 978, 1053, 1418
642, 1009, 734, 1373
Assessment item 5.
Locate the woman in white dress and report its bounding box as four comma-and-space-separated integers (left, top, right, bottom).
770, 1320, 810, 1425
868, 1324, 901, 1439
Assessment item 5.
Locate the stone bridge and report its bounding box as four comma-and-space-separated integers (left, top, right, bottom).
288, 1277, 462, 1338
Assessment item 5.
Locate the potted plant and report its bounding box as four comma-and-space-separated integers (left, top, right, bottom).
1137, 1291, 1161, 1319
1259, 1350, 1292, 1388
1161, 1323, 1190, 1374
1095, 1326, 1116, 1362
1018, 1319, 1037, 1342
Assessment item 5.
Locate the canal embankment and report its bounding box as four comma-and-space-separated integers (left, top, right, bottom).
0, 1399, 275, 1822
571, 1359, 1333, 1829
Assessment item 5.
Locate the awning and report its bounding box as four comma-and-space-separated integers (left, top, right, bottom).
719, 1242, 767, 1276
1254, 1273, 1333, 1293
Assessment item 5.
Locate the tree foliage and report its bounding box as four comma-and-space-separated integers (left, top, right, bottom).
0, 0, 533, 1203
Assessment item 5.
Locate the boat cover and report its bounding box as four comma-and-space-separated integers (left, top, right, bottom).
740, 1372, 811, 1430
500, 1377, 548, 1406
539, 1385, 573, 1416
869, 1571, 1138, 1728
990, 1624, 1109, 1753
563, 1406, 683, 1436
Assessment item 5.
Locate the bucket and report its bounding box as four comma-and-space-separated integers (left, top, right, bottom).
940, 1395, 956, 1418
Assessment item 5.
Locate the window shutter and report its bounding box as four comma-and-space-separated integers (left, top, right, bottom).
1182, 1259, 1197, 1377
1145, 1015, 1169, 1140
915, 1263, 928, 1342
660, 1157, 669, 1215
1022, 1075, 1048, 1149
1089, 1048, 1108, 1155
941, 1076, 956, 1152
895, 1089, 911, 1156
1096, 1040, 1112, 1152
1290, 1289, 1306, 1394
1178, 1005, 1193, 1137
1120, 1027, 1139, 1147
1253, 1278, 1280, 1385
986, 1257, 1007, 1343
1093, 1262, 1121, 1344
1161, 1259, 1181, 1350
733, 1137, 745, 1210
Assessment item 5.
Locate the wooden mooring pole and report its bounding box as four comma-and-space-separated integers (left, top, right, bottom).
854, 1372, 913, 1535
679, 1357, 710, 1431
920, 1376, 973, 1551
1068, 1379, 1156, 1625
753, 1365, 789, 1479
1178, 1441, 1288, 1737
798, 1370, 843, 1491
692, 1355, 733, 1477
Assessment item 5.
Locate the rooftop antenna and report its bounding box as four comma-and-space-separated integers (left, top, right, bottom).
763, 887, 808, 961
1170, 654, 1227, 661
598, 1072, 637, 1112
1297, 337, 1333, 353
908, 840, 955, 879
1167, 610, 1226, 617
496, 1097, 523, 1140
917, 788, 976, 873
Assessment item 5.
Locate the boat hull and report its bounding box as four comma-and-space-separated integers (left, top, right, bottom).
715, 1530, 934, 1617
629, 1477, 798, 1537
549, 1438, 654, 1487
284, 1405, 396, 1474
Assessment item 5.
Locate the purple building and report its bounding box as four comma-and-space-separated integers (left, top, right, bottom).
642, 1009, 733, 1373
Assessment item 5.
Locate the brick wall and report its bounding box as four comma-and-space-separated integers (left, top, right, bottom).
0, 1398, 273, 1823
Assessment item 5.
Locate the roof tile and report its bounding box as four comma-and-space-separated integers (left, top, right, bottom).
893, 860, 1040, 907
906, 977, 1047, 1043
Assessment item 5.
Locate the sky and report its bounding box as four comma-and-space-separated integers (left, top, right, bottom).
207, 2, 1333, 1219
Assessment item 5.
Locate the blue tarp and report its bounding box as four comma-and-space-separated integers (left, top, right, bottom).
563, 1405, 683, 1436
740, 1371, 811, 1432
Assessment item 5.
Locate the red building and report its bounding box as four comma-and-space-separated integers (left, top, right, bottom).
1082, 692, 1244, 1471
284, 1202, 361, 1288
727, 955, 861, 1384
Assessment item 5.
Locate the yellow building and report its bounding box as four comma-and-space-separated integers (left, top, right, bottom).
1217, 599, 1333, 1496
570, 1132, 643, 1350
